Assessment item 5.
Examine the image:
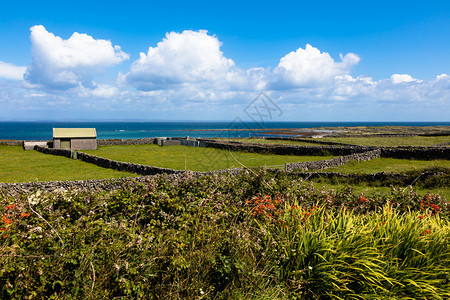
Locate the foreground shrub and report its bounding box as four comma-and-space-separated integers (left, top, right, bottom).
0, 171, 448, 299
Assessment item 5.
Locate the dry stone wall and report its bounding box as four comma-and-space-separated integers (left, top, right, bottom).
97, 138, 156, 146
285, 149, 381, 171
199, 139, 374, 156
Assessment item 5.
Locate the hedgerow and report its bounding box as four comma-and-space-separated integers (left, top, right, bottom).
1, 170, 449, 299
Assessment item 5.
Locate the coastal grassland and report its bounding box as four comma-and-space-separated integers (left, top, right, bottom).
315, 135, 450, 147
0, 145, 136, 183
1, 171, 448, 299
320, 158, 450, 173
84, 144, 335, 171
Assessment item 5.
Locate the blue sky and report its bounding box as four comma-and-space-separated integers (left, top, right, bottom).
0, 0, 449, 121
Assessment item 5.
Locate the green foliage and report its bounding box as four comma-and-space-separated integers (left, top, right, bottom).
0, 171, 449, 299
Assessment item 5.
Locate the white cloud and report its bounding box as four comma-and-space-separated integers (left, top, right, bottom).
272, 44, 360, 88
390, 74, 417, 84
124, 30, 241, 90
0, 61, 26, 80
24, 25, 129, 89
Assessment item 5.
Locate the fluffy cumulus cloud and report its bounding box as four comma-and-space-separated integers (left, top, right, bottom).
272, 44, 360, 89
24, 25, 129, 89
390, 74, 418, 84
123, 30, 241, 90
1, 27, 449, 120
0, 62, 26, 80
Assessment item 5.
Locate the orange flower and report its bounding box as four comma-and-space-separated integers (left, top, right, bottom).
20, 213, 31, 218
418, 215, 424, 219
2, 216, 13, 225
5, 204, 15, 210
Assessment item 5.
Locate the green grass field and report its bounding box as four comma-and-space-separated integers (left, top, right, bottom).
320, 157, 450, 173
85, 144, 335, 172
0, 146, 136, 183
316, 135, 449, 147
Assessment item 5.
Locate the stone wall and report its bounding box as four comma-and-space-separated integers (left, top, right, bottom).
199, 139, 375, 156
290, 169, 446, 185
97, 138, 156, 146
35, 145, 74, 159
1, 140, 33, 146
380, 147, 450, 160
34, 146, 243, 177
199, 139, 450, 160
76, 151, 183, 175
264, 137, 353, 146
285, 149, 381, 171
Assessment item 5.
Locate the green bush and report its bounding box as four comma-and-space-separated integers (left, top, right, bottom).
1, 171, 449, 299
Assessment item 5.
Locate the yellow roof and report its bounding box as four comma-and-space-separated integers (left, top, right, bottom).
53, 128, 97, 138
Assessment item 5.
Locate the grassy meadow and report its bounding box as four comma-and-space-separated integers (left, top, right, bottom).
84, 144, 335, 171
0, 145, 136, 183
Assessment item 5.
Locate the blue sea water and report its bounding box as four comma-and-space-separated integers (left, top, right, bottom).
0, 121, 449, 140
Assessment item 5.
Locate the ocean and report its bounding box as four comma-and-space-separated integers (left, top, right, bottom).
0, 121, 449, 140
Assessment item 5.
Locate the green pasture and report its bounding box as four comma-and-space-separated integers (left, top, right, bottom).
0, 145, 136, 183
316, 135, 449, 147
85, 144, 335, 172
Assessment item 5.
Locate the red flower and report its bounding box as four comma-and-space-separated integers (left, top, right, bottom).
418, 215, 424, 219
5, 205, 15, 210
2, 216, 13, 225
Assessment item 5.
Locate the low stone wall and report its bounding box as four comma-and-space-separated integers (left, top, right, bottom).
199, 139, 450, 160
98, 138, 156, 146
35, 145, 74, 158
264, 137, 353, 146
285, 149, 381, 172
199, 139, 374, 156
34, 146, 243, 177
380, 147, 450, 160
76, 152, 183, 175
291, 170, 446, 185
0, 140, 31, 146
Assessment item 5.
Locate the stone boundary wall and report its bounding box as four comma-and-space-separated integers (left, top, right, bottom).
33, 146, 243, 178
290, 170, 446, 184
1, 140, 32, 146
35, 145, 74, 158
199, 139, 374, 156
97, 138, 156, 146
76, 151, 183, 175
380, 147, 450, 160
285, 149, 381, 171
1, 168, 446, 193
264, 137, 354, 146
199, 139, 450, 160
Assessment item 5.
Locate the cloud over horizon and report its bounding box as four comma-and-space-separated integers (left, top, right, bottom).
0, 26, 448, 121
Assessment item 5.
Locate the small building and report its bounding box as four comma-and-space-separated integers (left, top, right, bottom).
53, 128, 97, 150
